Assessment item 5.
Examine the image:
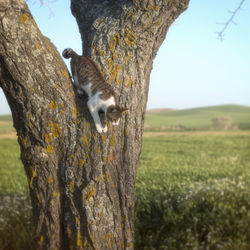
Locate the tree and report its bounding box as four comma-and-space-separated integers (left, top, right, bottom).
0, 0, 189, 249
211, 116, 233, 130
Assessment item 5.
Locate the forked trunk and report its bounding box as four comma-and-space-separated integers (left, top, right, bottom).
0, 0, 189, 248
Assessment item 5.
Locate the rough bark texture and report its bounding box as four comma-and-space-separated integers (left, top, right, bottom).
0, 0, 189, 249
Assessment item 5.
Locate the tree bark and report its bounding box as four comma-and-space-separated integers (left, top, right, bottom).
0, 0, 189, 249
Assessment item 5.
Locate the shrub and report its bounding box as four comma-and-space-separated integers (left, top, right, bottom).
211, 116, 235, 130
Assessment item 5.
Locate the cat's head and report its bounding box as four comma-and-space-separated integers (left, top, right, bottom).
106, 106, 128, 125
62, 48, 75, 59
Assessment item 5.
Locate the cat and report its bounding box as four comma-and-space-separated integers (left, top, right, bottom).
62, 48, 128, 133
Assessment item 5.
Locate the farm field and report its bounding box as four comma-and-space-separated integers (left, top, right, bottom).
0, 132, 250, 249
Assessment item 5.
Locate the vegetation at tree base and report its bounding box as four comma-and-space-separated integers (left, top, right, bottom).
1, 132, 250, 249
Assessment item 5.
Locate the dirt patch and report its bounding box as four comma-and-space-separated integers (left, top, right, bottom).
0, 131, 17, 139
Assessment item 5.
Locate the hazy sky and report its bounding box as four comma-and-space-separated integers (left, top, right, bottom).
0, 0, 249, 114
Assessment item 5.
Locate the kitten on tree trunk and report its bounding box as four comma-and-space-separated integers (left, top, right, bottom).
62, 48, 128, 133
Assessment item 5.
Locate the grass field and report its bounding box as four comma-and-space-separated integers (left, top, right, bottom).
0, 132, 250, 249
136, 132, 250, 249
145, 104, 250, 131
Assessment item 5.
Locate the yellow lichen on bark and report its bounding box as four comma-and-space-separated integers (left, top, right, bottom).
76, 231, 82, 248
81, 135, 89, 145
29, 168, 36, 189
45, 133, 54, 143
125, 29, 136, 46
106, 58, 122, 85
68, 181, 75, 193
43, 145, 54, 153
35, 42, 41, 50
48, 121, 61, 138
96, 176, 102, 182
105, 233, 115, 248
38, 235, 44, 247
53, 192, 59, 197
103, 172, 111, 183
84, 187, 96, 202
101, 134, 107, 143
48, 101, 59, 109
103, 155, 111, 163
19, 135, 26, 145
79, 159, 86, 167
124, 76, 134, 88
108, 33, 121, 53
109, 135, 116, 147
21, 14, 29, 24
47, 176, 53, 184
72, 106, 78, 119
61, 69, 70, 79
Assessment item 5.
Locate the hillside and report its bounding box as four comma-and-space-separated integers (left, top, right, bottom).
0, 115, 13, 122
146, 108, 176, 114
0, 115, 14, 134
0, 104, 250, 133
145, 104, 250, 131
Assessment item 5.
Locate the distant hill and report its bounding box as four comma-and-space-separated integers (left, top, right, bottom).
1, 105, 250, 133
146, 108, 176, 114
145, 104, 250, 131
0, 114, 14, 134
0, 115, 12, 122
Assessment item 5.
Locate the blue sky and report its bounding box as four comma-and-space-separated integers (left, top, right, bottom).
0, 0, 249, 114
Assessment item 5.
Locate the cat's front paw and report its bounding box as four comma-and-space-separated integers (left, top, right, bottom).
103, 126, 108, 133
96, 125, 107, 133
96, 127, 103, 133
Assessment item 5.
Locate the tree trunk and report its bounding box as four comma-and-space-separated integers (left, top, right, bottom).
0, 0, 189, 249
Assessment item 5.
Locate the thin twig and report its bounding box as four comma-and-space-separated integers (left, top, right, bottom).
216, 0, 246, 40
26, 0, 55, 17
39, 0, 55, 17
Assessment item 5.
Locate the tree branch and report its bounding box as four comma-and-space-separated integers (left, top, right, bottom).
216, 0, 246, 40
26, 0, 55, 17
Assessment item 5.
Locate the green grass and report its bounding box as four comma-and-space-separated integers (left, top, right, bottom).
0, 133, 250, 249
0, 139, 27, 195
145, 104, 250, 131
135, 133, 250, 249
0, 139, 33, 250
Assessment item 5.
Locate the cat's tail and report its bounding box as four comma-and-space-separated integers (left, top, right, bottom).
62, 48, 76, 59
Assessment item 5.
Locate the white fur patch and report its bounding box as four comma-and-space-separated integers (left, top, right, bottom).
72, 73, 79, 87
81, 82, 92, 97
87, 92, 116, 133
112, 118, 120, 126
87, 93, 115, 133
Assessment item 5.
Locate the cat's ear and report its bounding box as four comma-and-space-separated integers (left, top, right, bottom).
120, 107, 129, 114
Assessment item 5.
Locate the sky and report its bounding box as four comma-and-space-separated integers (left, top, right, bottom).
0, 0, 249, 114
